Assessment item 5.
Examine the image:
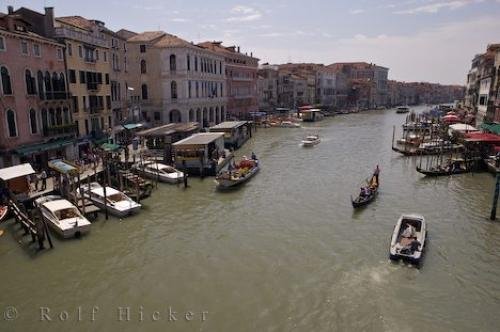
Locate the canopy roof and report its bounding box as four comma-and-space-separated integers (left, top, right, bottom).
464, 132, 500, 144
100, 143, 122, 152
448, 123, 478, 132
48, 159, 79, 175
481, 123, 500, 135
173, 133, 224, 146
0, 163, 35, 180
210, 121, 247, 130
14, 138, 74, 156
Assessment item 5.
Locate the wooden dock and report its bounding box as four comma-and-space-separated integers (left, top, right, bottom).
8, 199, 52, 250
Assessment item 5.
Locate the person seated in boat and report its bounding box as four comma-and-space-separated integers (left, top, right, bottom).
359, 187, 366, 197
251, 152, 257, 160
409, 239, 421, 253
401, 223, 416, 238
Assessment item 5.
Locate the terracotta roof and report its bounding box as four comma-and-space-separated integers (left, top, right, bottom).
198, 41, 259, 60
116, 29, 137, 40
56, 16, 94, 31
127, 31, 166, 43
154, 33, 197, 49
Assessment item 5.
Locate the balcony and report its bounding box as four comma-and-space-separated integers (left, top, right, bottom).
87, 82, 100, 92
41, 92, 71, 100
54, 27, 108, 48
43, 123, 78, 138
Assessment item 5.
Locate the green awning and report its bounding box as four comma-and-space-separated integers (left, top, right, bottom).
15, 138, 74, 156
123, 123, 143, 130
100, 143, 121, 152
481, 123, 500, 135
93, 137, 109, 145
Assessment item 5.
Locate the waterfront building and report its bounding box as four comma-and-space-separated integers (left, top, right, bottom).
328, 62, 389, 109
52, 15, 114, 152
278, 72, 308, 109
198, 42, 259, 120
208, 121, 252, 149
172, 132, 231, 175
464, 44, 500, 125
126, 31, 227, 129
0, 7, 74, 168
257, 64, 279, 111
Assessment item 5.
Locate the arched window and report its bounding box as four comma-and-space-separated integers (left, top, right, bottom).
6, 109, 17, 137
188, 81, 192, 98
187, 55, 191, 71
52, 72, 59, 91
41, 108, 48, 133
141, 84, 148, 100
1, 67, 12, 95
56, 107, 62, 126
59, 73, 66, 92
194, 56, 198, 71
189, 109, 194, 122
171, 81, 177, 99
29, 109, 37, 134
25, 70, 36, 95
63, 108, 69, 124
169, 54, 176, 71
195, 81, 199, 98
37, 71, 44, 98
49, 108, 55, 126
140, 60, 146, 74
44, 71, 52, 93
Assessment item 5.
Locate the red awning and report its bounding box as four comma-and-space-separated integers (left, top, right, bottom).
465, 132, 500, 143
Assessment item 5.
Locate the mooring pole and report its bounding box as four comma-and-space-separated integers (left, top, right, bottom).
490, 171, 500, 221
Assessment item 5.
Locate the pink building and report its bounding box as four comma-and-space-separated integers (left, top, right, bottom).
199, 42, 259, 119
0, 7, 74, 168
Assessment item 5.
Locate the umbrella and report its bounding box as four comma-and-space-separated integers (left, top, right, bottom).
442, 114, 459, 123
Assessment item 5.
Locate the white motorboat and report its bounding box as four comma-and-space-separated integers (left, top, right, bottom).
279, 121, 301, 128
215, 157, 260, 189
34, 195, 91, 238
79, 182, 141, 217
302, 135, 320, 147
396, 106, 410, 114
389, 214, 427, 266
136, 161, 184, 184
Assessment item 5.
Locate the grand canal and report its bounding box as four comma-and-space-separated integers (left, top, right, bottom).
1, 107, 500, 331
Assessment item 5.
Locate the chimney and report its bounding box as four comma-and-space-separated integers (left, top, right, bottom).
251, 52, 253, 57
7, 6, 13, 14
44, 7, 55, 37
237, 46, 240, 53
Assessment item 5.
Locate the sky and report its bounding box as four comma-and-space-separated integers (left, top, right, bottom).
4, 0, 500, 85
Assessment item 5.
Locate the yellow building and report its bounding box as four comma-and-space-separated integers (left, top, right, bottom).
54, 16, 112, 153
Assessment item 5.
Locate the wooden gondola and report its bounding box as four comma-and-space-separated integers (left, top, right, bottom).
415, 166, 468, 177
351, 175, 379, 208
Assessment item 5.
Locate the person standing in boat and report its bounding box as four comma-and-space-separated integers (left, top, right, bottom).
373, 165, 380, 184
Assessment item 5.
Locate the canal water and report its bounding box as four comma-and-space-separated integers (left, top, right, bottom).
1, 107, 500, 332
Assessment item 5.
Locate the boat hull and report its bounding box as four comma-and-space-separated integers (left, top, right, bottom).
351, 189, 378, 208
43, 216, 91, 239
216, 166, 260, 190
90, 199, 141, 218
389, 214, 426, 266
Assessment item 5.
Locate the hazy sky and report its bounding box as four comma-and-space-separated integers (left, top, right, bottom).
5, 0, 500, 85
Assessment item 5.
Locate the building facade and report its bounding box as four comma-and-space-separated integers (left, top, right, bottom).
198, 42, 258, 120
126, 31, 227, 128
257, 64, 279, 111
0, 7, 74, 168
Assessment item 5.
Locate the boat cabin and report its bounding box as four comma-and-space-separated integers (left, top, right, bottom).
209, 121, 252, 149
300, 109, 324, 122
137, 122, 200, 164
173, 133, 233, 176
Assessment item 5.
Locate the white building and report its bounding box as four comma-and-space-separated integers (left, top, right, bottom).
126, 31, 227, 128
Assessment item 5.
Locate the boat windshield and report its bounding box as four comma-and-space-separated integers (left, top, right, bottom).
55, 208, 81, 220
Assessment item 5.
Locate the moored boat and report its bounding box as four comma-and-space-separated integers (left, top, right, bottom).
302, 135, 320, 147
396, 106, 410, 114
215, 156, 260, 190
79, 182, 141, 217
279, 121, 301, 128
34, 195, 91, 238
135, 161, 184, 184
389, 214, 427, 266
416, 158, 468, 177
